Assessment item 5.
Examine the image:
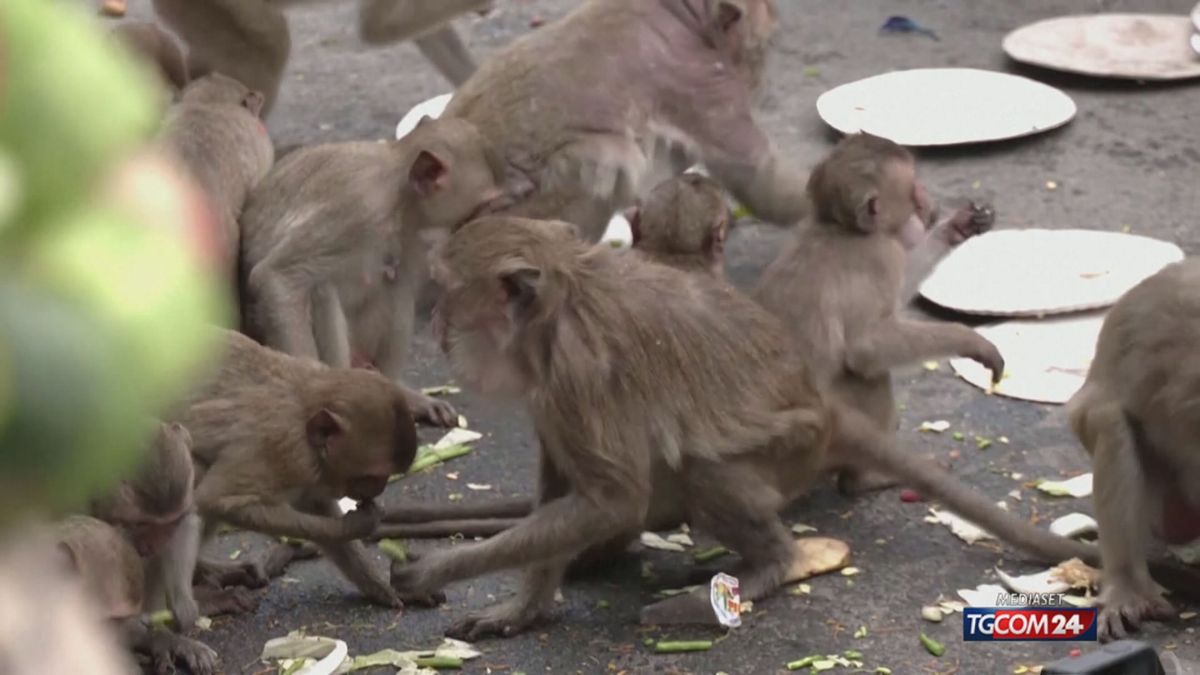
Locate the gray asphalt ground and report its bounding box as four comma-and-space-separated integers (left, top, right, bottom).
116, 1, 1200, 673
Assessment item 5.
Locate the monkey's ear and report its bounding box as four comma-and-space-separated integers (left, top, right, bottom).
855, 192, 880, 233
241, 90, 266, 117
712, 0, 746, 33
306, 408, 347, 449
500, 267, 541, 311
415, 114, 433, 129
409, 150, 449, 197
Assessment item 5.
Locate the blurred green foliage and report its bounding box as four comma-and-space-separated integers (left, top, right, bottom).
0, 0, 226, 524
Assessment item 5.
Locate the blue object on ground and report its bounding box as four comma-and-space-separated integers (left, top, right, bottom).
880, 15, 940, 41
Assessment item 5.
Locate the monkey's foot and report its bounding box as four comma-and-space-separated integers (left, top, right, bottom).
405, 388, 459, 427
148, 632, 220, 675
445, 601, 546, 640
195, 557, 269, 589
640, 591, 720, 626
195, 585, 261, 617
1097, 588, 1174, 642
388, 557, 448, 607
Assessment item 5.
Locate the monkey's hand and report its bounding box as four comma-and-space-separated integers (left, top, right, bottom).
388, 556, 448, 607
964, 334, 1005, 384
340, 500, 383, 540
1097, 583, 1174, 642
938, 202, 995, 246
445, 598, 548, 641
404, 388, 459, 428
146, 630, 220, 675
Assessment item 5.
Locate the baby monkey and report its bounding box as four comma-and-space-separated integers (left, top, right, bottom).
754, 133, 1003, 493
629, 174, 732, 277
1067, 258, 1200, 641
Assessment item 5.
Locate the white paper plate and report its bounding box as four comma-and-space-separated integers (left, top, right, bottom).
1004, 14, 1200, 81
920, 229, 1184, 317
951, 312, 1105, 404
395, 93, 633, 246
815, 68, 1076, 146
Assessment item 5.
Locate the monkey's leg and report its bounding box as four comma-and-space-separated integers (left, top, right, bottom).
194, 584, 260, 617
313, 284, 352, 367
383, 496, 533, 522
414, 27, 478, 87
845, 318, 1004, 382
444, 557, 569, 640
357, 0, 491, 44
152, 0, 291, 115
374, 518, 520, 538
194, 555, 269, 589
641, 460, 792, 626
1087, 404, 1175, 641
154, 512, 203, 630
244, 264, 323, 361
260, 539, 321, 578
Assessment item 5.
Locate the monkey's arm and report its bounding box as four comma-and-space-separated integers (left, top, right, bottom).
687, 104, 809, 226
312, 285, 351, 368
845, 318, 1004, 381
199, 495, 363, 541
246, 259, 321, 360
159, 512, 203, 630
357, 0, 491, 44
900, 234, 952, 304
414, 27, 478, 87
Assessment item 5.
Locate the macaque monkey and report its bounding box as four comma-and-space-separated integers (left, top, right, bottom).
159, 73, 274, 288
56, 516, 221, 674
172, 329, 434, 608
150, 0, 493, 116
110, 21, 189, 92
442, 0, 809, 243
753, 133, 1002, 494
240, 117, 511, 427
1067, 258, 1200, 641
629, 174, 732, 276
388, 216, 1104, 639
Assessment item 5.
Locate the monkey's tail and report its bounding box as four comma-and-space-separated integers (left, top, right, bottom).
831, 402, 1101, 567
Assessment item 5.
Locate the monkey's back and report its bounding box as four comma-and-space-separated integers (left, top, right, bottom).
160, 103, 273, 217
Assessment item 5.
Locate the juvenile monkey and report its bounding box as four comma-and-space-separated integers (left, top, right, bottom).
388, 216, 1103, 639
240, 117, 511, 426
629, 174, 732, 276
444, 0, 810, 242
150, 0, 492, 116
753, 133, 1003, 494
159, 73, 274, 288
1067, 258, 1200, 641
173, 329, 431, 608
110, 21, 189, 93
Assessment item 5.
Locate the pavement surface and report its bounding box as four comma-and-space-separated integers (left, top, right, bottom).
115, 0, 1200, 673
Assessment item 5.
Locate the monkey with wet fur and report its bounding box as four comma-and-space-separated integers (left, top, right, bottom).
629, 174, 732, 277
1067, 258, 1200, 641
150, 0, 493, 117
159, 73, 274, 291
387, 216, 1113, 639
443, 0, 810, 243
753, 133, 1002, 494
240, 116, 513, 427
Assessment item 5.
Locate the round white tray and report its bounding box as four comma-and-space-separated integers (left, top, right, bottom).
815, 68, 1076, 146
1003, 14, 1200, 81
919, 229, 1185, 317
951, 312, 1105, 404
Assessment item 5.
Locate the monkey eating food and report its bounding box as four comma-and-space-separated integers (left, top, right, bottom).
1067, 258, 1200, 641
753, 133, 1003, 494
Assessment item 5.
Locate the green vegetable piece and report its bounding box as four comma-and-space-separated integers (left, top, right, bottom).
919, 632, 946, 657
653, 640, 712, 654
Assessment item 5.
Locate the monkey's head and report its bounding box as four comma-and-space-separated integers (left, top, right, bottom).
401, 117, 511, 232
55, 516, 146, 621
179, 72, 266, 117
429, 217, 584, 398
305, 372, 418, 501
90, 422, 195, 558
630, 174, 731, 275
703, 0, 778, 90
807, 133, 930, 249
